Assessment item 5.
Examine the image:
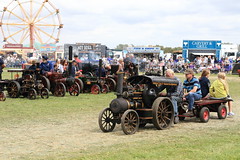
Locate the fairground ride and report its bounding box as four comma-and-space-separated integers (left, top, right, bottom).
0, 0, 63, 49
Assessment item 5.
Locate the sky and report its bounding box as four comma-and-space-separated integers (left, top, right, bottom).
1, 0, 240, 49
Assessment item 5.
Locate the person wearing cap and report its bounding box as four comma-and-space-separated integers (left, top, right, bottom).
40, 56, 50, 74
158, 69, 183, 124
183, 69, 202, 116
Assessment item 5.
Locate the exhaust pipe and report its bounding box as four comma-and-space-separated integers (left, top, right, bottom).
116, 72, 124, 98
68, 46, 73, 77
98, 59, 102, 79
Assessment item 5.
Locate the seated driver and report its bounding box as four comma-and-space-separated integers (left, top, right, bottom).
158, 69, 183, 124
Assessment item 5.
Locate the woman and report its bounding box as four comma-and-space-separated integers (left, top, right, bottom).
199, 69, 210, 99
209, 72, 234, 116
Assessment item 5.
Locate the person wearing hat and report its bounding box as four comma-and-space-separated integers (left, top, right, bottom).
183, 69, 202, 116
40, 56, 50, 74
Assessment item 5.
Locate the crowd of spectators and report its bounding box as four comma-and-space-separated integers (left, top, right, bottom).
1, 52, 240, 75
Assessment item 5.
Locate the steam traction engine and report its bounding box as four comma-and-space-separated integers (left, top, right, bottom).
98, 72, 179, 135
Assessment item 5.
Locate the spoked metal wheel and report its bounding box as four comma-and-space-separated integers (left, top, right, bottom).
41, 88, 49, 99
98, 108, 116, 132
121, 109, 139, 135
0, 91, 6, 101
152, 97, 174, 130
91, 84, 100, 94
75, 78, 84, 92
69, 82, 80, 96
28, 88, 37, 100
101, 84, 109, 94
199, 107, 210, 123
41, 76, 51, 91
54, 82, 66, 97
7, 81, 20, 98
106, 78, 116, 92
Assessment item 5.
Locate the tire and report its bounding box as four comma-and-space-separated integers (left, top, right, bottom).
69, 82, 80, 96
121, 109, 139, 135
106, 78, 116, 92
91, 84, 100, 94
217, 104, 227, 119
75, 78, 84, 93
199, 107, 210, 123
41, 88, 49, 99
54, 82, 66, 97
41, 76, 51, 91
0, 91, 6, 101
28, 88, 37, 100
98, 108, 116, 132
7, 81, 21, 98
152, 97, 174, 130
101, 84, 109, 94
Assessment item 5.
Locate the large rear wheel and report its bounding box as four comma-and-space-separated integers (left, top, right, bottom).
152, 97, 174, 130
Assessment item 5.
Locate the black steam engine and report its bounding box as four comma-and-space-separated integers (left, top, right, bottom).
98, 72, 179, 135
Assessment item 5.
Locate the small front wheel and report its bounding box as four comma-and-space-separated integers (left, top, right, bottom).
28, 88, 37, 100
98, 108, 116, 132
199, 107, 210, 123
41, 88, 49, 99
91, 84, 100, 94
217, 104, 227, 119
101, 84, 109, 94
121, 109, 139, 135
0, 91, 6, 101
69, 82, 80, 96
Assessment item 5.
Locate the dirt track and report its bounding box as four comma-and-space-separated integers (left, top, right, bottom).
0, 101, 239, 159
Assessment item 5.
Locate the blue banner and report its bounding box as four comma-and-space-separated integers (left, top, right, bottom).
183, 40, 221, 50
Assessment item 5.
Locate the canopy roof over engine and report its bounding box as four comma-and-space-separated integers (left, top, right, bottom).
127, 75, 179, 86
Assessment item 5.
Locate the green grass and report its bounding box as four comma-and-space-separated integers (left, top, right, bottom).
0, 68, 240, 160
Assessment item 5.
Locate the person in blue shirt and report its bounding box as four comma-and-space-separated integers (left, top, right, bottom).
183, 69, 202, 116
40, 56, 50, 74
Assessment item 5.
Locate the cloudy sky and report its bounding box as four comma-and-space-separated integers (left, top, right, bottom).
1, 0, 240, 48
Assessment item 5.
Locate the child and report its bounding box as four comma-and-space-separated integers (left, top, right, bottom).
209, 72, 234, 116
199, 69, 210, 99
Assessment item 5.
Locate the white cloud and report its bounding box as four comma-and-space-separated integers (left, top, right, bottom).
1, 0, 240, 48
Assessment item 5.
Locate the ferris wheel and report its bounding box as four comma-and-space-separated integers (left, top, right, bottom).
0, 0, 63, 48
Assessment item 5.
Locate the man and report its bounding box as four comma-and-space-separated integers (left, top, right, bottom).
40, 56, 51, 74
183, 69, 202, 116
0, 56, 5, 80
74, 55, 82, 72
158, 69, 183, 124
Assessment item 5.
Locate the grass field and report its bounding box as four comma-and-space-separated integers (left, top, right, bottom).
0, 69, 240, 160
